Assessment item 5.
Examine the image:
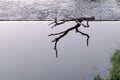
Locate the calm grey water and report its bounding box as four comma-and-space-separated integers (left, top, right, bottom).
0, 21, 120, 80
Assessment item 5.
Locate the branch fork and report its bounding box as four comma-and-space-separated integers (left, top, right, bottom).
49, 16, 95, 57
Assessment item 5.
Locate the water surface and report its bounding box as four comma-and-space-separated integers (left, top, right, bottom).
0, 21, 119, 80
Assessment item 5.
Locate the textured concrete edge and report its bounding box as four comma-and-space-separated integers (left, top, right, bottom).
0, 20, 120, 21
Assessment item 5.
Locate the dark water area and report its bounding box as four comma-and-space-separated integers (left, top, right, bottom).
116, 0, 120, 6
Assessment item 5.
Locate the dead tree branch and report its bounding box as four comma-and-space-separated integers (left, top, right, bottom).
48, 18, 66, 28
49, 16, 95, 58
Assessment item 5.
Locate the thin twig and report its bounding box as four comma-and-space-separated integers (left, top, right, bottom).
75, 27, 90, 46
82, 20, 90, 28
49, 18, 66, 28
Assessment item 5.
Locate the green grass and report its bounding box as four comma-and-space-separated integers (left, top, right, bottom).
93, 75, 103, 80
93, 49, 120, 80
109, 50, 120, 80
